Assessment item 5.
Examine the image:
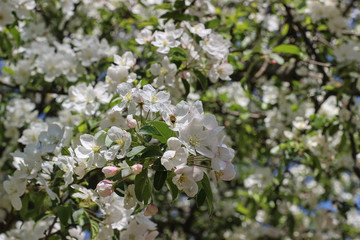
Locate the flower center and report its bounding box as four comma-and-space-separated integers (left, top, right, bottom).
151, 94, 159, 103
160, 67, 168, 75
91, 145, 100, 152
116, 138, 123, 146
189, 135, 200, 147
125, 92, 131, 101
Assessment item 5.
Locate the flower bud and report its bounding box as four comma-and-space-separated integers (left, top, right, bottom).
102, 166, 119, 178
126, 114, 137, 129
96, 180, 114, 197
144, 204, 158, 216
131, 164, 143, 175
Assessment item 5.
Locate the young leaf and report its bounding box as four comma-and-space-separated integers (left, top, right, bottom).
273, 44, 300, 56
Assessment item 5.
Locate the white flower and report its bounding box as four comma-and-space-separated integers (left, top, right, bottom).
211, 141, 234, 171
179, 117, 215, 158
208, 62, 233, 83
105, 127, 131, 160
184, 22, 211, 38
39, 123, 64, 153
73, 36, 111, 67
75, 131, 107, 168
71, 184, 98, 203
213, 162, 236, 181
3, 176, 27, 210
11, 59, 33, 85
200, 33, 231, 60
99, 110, 128, 130
142, 84, 170, 113
119, 219, 149, 240
292, 116, 310, 130
161, 137, 188, 170
114, 51, 136, 69
136, 28, 153, 45
164, 21, 183, 39
172, 165, 203, 197
346, 208, 360, 228
161, 100, 190, 131
113, 82, 137, 114
35, 52, 63, 82
244, 167, 273, 191
66, 226, 86, 240
151, 31, 180, 54
18, 121, 47, 145
106, 65, 136, 90
150, 56, 177, 88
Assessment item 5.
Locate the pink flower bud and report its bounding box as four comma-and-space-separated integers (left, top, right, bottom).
144, 204, 158, 216
102, 166, 119, 178
96, 180, 114, 197
131, 164, 143, 175
126, 115, 137, 129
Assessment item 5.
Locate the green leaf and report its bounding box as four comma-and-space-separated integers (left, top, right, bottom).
236, 203, 249, 215
9, 26, 21, 46
90, 219, 99, 240
154, 170, 168, 191
196, 189, 206, 207
273, 44, 300, 56
143, 179, 152, 205
154, 3, 173, 10
152, 159, 167, 171
201, 173, 214, 214
149, 121, 176, 142
78, 122, 88, 133
134, 169, 148, 202
2, 67, 14, 75
174, 0, 186, 9
166, 172, 179, 201
281, 23, 289, 36
61, 147, 71, 156
205, 18, 220, 29
139, 125, 160, 135
193, 69, 208, 89
169, 47, 188, 61
141, 147, 163, 159
57, 205, 72, 225
109, 98, 122, 108
127, 146, 146, 158
160, 11, 192, 21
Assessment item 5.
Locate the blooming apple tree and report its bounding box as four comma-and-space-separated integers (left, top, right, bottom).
1, 0, 360, 239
